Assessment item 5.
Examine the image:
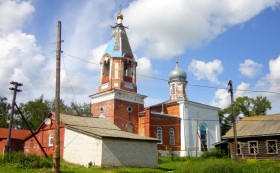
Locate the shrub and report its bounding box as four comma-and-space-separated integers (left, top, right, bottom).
0, 152, 52, 169
201, 148, 227, 159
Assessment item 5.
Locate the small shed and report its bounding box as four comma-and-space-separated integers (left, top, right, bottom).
223, 114, 280, 160
24, 113, 158, 168
0, 128, 30, 154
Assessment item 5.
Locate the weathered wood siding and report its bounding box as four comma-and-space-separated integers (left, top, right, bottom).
229, 136, 280, 160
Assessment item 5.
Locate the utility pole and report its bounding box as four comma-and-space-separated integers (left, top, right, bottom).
228, 80, 238, 161
195, 112, 198, 157
4, 81, 22, 155
54, 21, 62, 173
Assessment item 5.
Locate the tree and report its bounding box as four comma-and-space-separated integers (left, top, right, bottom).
0, 97, 10, 128
16, 95, 50, 130
219, 96, 272, 135
251, 96, 272, 115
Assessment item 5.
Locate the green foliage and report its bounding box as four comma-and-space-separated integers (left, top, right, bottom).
0, 96, 10, 128
0, 152, 52, 169
201, 148, 227, 159
219, 96, 272, 135
2, 156, 280, 173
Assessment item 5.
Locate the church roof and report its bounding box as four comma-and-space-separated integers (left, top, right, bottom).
104, 13, 133, 58
168, 62, 187, 82
223, 114, 280, 139
60, 113, 157, 142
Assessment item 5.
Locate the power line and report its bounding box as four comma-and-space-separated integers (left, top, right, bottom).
64, 54, 280, 95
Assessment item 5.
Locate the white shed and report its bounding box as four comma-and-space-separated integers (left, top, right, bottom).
61, 114, 158, 168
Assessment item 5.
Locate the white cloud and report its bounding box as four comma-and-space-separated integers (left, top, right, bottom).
0, 1, 42, 102
123, 0, 280, 58
266, 55, 280, 87
239, 59, 262, 78
211, 89, 230, 109
188, 59, 223, 84
136, 57, 155, 82
235, 82, 251, 98
87, 44, 107, 71
0, 0, 34, 34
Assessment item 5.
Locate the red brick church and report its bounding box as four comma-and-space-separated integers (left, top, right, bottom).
90, 11, 221, 156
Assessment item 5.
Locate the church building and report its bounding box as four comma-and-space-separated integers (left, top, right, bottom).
90, 11, 221, 157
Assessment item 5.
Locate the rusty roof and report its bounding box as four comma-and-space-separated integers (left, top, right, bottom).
60, 113, 158, 142
0, 128, 30, 140
223, 114, 280, 139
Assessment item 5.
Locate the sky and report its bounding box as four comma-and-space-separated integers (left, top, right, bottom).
0, 0, 280, 114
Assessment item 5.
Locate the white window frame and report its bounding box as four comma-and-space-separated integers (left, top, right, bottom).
248, 141, 258, 155
199, 124, 207, 151
237, 142, 243, 155
157, 126, 163, 144
169, 128, 175, 145
266, 140, 278, 154
48, 134, 54, 147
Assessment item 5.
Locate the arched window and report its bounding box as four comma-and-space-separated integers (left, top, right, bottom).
157, 126, 163, 144
48, 134, 54, 147
169, 128, 175, 145
102, 59, 110, 83
200, 124, 207, 151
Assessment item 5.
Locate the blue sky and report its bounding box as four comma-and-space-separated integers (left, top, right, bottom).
1, 0, 280, 114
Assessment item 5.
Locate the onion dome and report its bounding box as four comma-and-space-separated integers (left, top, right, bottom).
168, 62, 187, 82
117, 12, 123, 20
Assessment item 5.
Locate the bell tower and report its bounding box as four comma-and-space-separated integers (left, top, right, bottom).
90, 10, 146, 134
168, 61, 187, 101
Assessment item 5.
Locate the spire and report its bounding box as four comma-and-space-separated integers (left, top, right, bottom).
117, 4, 123, 24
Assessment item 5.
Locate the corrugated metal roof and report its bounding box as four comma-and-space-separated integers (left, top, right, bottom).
0, 128, 30, 140
223, 114, 280, 139
60, 114, 158, 142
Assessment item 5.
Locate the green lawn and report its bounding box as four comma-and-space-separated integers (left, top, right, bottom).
1, 156, 280, 173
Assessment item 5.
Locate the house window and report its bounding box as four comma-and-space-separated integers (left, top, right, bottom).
157, 126, 163, 144
169, 128, 175, 145
30, 139, 34, 147
200, 124, 207, 151
267, 140, 278, 154
248, 141, 258, 154
237, 143, 242, 155
49, 134, 54, 147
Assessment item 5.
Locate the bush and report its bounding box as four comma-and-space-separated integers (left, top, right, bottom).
201, 148, 227, 159
0, 152, 52, 169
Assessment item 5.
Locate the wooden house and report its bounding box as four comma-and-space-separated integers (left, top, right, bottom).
223, 114, 280, 160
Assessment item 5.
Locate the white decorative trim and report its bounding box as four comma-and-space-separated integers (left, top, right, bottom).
114, 83, 119, 87
90, 90, 146, 104
101, 83, 108, 89
124, 83, 133, 89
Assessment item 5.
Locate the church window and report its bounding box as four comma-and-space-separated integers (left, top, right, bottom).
169, 128, 175, 145
126, 123, 134, 133
200, 124, 207, 151
102, 60, 110, 83
267, 140, 277, 154
123, 60, 133, 82
171, 84, 175, 94
49, 134, 54, 147
157, 126, 163, 144
127, 106, 132, 113
248, 141, 258, 154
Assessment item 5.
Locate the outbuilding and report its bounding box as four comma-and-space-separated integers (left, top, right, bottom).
24, 113, 158, 168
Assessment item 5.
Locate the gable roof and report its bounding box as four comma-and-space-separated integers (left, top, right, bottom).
60, 113, 158, 142
0, 128, 30, 140
223, 114, 280, 139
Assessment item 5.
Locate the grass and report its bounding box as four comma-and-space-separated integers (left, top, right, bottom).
1, 154, 280, 173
